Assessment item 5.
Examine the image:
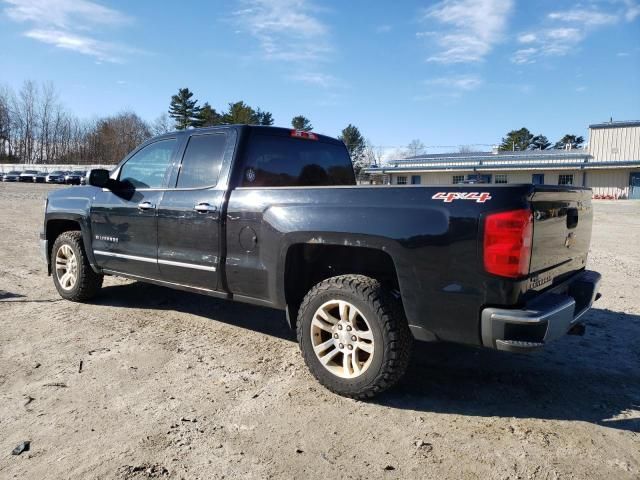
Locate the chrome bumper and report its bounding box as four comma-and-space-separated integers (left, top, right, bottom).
481, 270, 601, 352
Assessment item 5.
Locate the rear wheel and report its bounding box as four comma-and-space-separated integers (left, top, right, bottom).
51, 231, 103, 301
297, 275, 412, 399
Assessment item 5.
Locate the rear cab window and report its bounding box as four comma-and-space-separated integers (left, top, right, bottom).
240, 133, 355, 187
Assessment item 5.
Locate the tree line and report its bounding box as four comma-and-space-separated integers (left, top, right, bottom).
2, 81, 581, 169
498, 127, 585, 152
0, 82, 372, 170
0, 81, 154, 165
166, 87, 370, 172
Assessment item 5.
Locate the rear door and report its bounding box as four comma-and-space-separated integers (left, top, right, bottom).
529, 186, 593, 286
156, 131, 231, 290
90, 138, 178, 278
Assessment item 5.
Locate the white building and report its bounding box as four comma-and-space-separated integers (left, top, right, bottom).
366, 120, 640, 199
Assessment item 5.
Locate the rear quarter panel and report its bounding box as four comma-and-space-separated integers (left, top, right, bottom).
225, 184, 536, 346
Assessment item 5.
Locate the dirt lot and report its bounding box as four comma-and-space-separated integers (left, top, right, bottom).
0, 183, 638, 480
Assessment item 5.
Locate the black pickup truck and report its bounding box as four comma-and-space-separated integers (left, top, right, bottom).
40, 125, 601, 398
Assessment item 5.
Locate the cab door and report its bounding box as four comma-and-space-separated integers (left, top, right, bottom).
90, 137, 178, 278
156, 131, 230, 290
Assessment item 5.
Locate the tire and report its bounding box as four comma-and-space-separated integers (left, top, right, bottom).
297, 275, 412, 399
51, 231, 103, 302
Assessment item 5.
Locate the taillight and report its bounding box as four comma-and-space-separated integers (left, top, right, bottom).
483, 209, 533, 278
290, 129, 318, 140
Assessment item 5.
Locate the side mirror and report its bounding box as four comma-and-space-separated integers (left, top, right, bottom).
87, 169, 111, 188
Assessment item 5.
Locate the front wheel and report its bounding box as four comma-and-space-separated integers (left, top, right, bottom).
297, 275, 412, 399
51, 231, 103, 301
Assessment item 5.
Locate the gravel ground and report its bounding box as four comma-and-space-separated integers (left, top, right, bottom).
0, 183, 638, 480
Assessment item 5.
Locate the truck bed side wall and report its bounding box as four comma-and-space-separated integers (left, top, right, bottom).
225, 185, 535, 346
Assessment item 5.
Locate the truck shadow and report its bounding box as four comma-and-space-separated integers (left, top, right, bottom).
96, 281, 296, 341
95, 283, 638, 433
380, 308, 640, 433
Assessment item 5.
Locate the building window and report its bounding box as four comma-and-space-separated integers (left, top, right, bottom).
396, 176, 407, 185
558, 174, 574, 185
494, 174, 508, 184
411, 175, 421, 185
532, 173, 544, 185
452, 175, 464, 184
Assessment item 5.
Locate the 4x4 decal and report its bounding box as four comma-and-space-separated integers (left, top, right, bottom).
432, 192, 492, 203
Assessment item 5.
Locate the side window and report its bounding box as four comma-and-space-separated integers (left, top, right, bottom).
176, 133, 226, 189
119, 139, 176, 188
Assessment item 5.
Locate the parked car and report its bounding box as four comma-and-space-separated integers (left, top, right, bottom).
40, 125, 602, 399
34, 172, 48, 183
46, 171, 69, 184
19, 170, 39, 182
64, 170, 86, 185
2, 171, 22, 182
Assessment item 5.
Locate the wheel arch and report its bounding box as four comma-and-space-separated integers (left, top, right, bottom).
45, 214, 99, 274
282, 242, 402, 329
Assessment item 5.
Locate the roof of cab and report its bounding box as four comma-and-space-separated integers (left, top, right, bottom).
158, 124, 343, 146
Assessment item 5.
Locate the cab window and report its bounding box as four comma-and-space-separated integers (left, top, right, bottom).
119, 139, 176, 189
176, 133, 226, 189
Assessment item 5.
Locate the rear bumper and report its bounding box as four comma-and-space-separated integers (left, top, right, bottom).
481, 270, 601, 352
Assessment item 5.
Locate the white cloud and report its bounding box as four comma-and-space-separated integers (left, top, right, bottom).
2, 0, 138, 62
623, 0, 640, 20
419, 0, 513, 63
547, 9, 617, 26
288, 72, 339, 88
234, 0, 342, 89
426, 75, 483, 91
518, 33, 537, 43
3, 0, 130, 28
512, 47, 538, 64
416, 74, 483, 100
233, 0, 330, 62
512, 2, 639, 64
23, 28, 140, 63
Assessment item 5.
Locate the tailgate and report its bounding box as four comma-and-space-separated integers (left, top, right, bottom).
529, 186, 592, 286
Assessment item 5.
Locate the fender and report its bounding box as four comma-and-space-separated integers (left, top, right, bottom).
44, 190, 100, 274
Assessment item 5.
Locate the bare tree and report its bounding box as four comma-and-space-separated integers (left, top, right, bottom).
362, 140, 385, 167
151, 112, 171, 136
88, 111, 151, 164
405, 139, 426, 158
0, 86, 12, 160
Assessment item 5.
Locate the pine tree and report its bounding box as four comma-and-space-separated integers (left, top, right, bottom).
168, 88, 201, 130
196, 102, 222, 127
255, 109, 274, 126
339, 124, 366, 173
499, 128, 534, 151
291, 115, 313, 131
222, 101, 257, 124
553, 134, 585, 150
529, 134, 551, 150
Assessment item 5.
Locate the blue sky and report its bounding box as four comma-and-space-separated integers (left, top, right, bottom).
1, 0, 639, 153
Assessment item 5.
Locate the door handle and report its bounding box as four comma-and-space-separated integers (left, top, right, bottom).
137, 201, 155, 210
194, 203, 217, 213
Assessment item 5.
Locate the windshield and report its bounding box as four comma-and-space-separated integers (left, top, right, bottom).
24, 170, 38, 174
